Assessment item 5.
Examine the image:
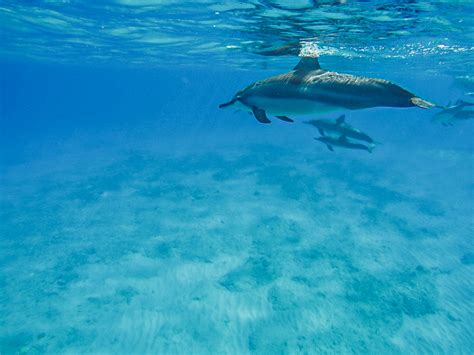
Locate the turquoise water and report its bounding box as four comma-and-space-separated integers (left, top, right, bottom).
1, 1, 473, 354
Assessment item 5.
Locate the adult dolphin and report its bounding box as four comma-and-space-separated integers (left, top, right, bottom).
219, 57, 436, 124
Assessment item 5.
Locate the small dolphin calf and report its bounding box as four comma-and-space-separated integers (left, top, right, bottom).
315, 135, 374, 153
220, 57, 435, 124
304, 115, 374, 143
432, 100, 474, 126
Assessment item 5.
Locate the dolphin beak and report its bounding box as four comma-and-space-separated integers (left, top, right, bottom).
219, 99, 236, 109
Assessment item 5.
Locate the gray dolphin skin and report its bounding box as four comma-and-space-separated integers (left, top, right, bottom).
315, 135, 374, 153
219, 57, 436, 124
432, 100, 474, 126
304, 114, 374, 143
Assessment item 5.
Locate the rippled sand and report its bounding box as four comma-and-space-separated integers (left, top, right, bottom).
1, 144, 472, 353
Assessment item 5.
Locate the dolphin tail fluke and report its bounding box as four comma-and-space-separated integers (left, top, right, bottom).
411, 97, 436, 109
219, 99, 237, 109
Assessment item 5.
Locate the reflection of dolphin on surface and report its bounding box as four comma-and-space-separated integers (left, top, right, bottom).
219, 57, 436, 124
304, 115, 374, 143
432, 100, 474, 126
254, 42, 302, 57
315, 135, 375, 153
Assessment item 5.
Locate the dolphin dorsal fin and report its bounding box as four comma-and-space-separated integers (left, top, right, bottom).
336, 115, 345, 124
293, 57, 321, 71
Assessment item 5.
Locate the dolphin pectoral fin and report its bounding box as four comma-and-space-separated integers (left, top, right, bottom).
336, 115, 345, 124
275, 115, 294, 123
327, 145, 334, 152
252, 107, 271, 124
318, 128, 325, 136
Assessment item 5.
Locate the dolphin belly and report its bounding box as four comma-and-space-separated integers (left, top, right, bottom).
243, 96, 339, 115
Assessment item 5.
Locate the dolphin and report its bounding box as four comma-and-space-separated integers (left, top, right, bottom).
219, 57, 436, 124
432, 100, 474, 126
315, 135, 375, 153
304, 114, 374, 143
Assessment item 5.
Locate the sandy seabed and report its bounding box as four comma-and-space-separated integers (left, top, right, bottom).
1, 143, 473, 354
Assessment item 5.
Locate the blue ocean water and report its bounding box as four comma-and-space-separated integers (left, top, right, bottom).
1, 1, 473, 353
